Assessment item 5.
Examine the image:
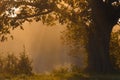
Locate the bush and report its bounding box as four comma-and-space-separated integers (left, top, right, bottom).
17, 47, 32, 75
0, 46, 33, 77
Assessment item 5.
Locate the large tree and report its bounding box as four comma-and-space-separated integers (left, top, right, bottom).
0, 0, 119, 74
87, 0, 120, 74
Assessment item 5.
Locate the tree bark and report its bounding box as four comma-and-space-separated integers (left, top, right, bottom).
86, 24, 116, 74
86, 0, 119, 74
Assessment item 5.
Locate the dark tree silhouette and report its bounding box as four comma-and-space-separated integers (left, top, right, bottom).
0, 49, 32, 76
0, 0, 119, 74
87, 0, 120, 74
17, 46, 32, 75
4, 53, 18, 75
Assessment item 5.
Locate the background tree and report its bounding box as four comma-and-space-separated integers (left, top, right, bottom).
0, 0, 119, 74
17, 46, 32, 75
4, 53, 18, 75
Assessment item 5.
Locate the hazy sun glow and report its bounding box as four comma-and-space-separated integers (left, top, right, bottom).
6, 7, 21, 17
0, 21, 71, 73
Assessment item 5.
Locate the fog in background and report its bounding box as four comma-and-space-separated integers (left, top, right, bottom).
0, 22, 70, 73
0, 22, 85, 73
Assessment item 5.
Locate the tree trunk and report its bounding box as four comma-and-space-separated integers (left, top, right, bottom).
86, 25, 116, 74
86, 0, 119, 74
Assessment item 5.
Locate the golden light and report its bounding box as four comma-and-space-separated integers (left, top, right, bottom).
118, 18, 120, 25
6, 7, 21, 17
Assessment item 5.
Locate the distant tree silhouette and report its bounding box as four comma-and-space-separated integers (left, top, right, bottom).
4, 53, 18, 75
17, 46, 32, 75
0, 47, 33, 76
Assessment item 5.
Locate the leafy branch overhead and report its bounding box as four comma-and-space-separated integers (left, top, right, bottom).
0, 0, 119, 41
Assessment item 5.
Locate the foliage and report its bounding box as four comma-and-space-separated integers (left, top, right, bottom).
0, 47, 33, 78
52, 64, 86, 75
10, 64, 88, 80
17, 47, 32, 75
0, 0, 91, 41
110, 29, 120, 70
0, 0, 119, 40
0, 0, 119, 52
4, 53, 18, 75
0, 59, 88, 80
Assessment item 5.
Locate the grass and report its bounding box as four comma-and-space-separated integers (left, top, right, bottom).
0, 71, 87, 80
1, 73, 120, 80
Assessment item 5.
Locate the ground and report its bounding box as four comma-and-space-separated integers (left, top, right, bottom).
1, 72, 120, 80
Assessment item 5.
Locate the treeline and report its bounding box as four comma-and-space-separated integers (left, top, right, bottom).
0, 47, 32, 76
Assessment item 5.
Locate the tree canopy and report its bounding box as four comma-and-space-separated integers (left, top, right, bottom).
0, 0, 90, 41
0, 0, 119, 41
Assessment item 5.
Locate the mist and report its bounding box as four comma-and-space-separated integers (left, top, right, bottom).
0, 22, 70, 72
0, 21, 85, 73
